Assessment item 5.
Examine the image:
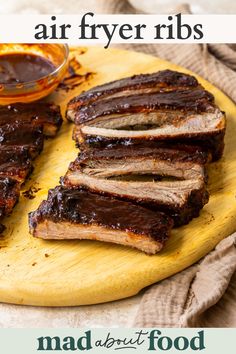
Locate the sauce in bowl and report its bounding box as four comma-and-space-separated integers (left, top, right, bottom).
0, 44, 69, 104
0, 53, 56, 84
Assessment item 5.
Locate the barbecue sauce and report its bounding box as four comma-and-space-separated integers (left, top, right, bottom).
29, 186, 172, 241
0, 53, 56, 84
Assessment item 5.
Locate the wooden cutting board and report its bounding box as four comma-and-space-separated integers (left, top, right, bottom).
0, 47, 236, 306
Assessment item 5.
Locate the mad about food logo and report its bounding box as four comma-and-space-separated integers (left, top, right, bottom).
36, 329, 206, 351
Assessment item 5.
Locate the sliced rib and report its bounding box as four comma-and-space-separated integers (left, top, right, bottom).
73, 108, 225, 161
71, 146, 207, 181
0, 146, 32, 182
0, 123, 44, 158
68, 70, 226, 161
67, 69, 202, 121
71, 89, 215, 126
29, 186, 173, 254
63, 149, 209, 226
0, 102, 63, 232
0, 102, 62, 137
0, 177, 20, 217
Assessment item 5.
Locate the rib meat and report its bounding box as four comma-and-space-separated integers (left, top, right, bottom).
0, 123, 44, 158
62, 147, 209, 226
67, 69, 202, 120
0, 146, 32, 182
68, 70, 226, 161
0, 102, 62, 137
0, 102, 63, 233
76, 145, 210, 173
71, 89, 215, 126
73, 107, 225, 161
68, 145, 207, 181
0, 177, 20, 217
29, 186, 173, 254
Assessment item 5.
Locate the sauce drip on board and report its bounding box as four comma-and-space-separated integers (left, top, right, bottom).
0, 53, 56, 84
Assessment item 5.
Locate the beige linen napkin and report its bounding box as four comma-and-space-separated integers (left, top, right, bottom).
134, 235, 236, 327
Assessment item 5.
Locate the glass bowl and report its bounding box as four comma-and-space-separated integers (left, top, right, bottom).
0, 44, 69, 104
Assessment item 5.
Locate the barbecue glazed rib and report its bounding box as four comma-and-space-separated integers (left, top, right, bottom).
29, 186, 173, 254
75, 145, 209, 175
62, 148, 209, 226
0, 146, 32, 182
0, 177, 20, 217
67, 69, 202, 120
0, 102, 63, 233
73, 107, 225, 161
0, 103, 63, 137
0, 123, 44, 158
71, 89, 215, 126
68, 70, 226, 161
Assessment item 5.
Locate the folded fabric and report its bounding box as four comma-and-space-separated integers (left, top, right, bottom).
134, 234, 236, 327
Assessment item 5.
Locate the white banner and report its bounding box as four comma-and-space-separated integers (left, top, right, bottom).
0, 14, 235, 46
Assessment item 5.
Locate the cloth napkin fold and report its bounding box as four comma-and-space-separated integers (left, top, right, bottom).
134, 234, 236, 327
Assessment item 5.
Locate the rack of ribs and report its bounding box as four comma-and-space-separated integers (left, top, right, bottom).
29, 70, 226, 253
0, 102, 63, 232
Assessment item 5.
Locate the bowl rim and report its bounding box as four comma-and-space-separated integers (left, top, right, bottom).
0, 44, 69, 89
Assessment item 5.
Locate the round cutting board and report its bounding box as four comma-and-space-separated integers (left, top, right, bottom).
0, 47, 236, 306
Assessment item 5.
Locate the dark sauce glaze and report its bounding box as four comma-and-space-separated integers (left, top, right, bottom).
79, 131, 225, 162
0, 177, 19, 215
0, 123, 43, 149
0, 53, 56, 84
69, 69, 199, 106
0, 145, 30, 165
0, 103, 62, 128
0, 145, 32, 180
76, 144, 210, 166
75, 89, 215, 124
29, 186, 173, 241
0, 177, 18, 196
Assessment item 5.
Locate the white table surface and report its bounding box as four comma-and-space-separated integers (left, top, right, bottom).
0, 295, 141, 328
